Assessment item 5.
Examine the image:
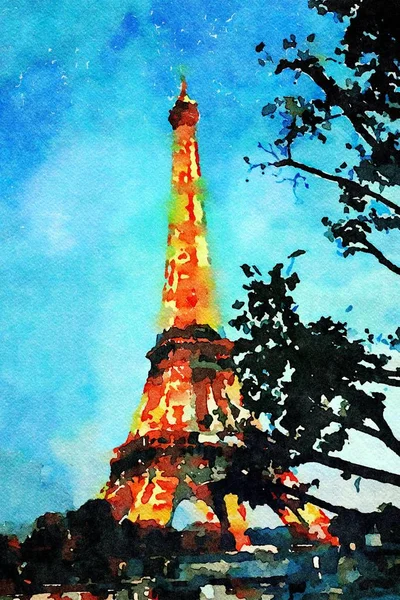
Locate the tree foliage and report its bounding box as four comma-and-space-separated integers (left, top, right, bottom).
230, 262, 400, 488
0, 535, 20, 594
17, 500, 130, 592
252, 0, 400, 275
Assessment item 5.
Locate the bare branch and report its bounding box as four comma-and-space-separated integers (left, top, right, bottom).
291, 450, 400, 487
269, 157, 400, 215
276, 57, 378, 149
354, 422, 400, 457
267, 478, 350, 516
356, 243, 400, 276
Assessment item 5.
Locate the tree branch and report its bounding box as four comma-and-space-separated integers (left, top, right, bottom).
376, 369, 400, 386
320, 413, 400, 460
268, 479, 352, 516
371, 416, 400, 458
354, 423, 400, 458
291, 449, 400, 487
357, 242, 400, 276
270, 157, 400, 215
276, 58, 378, 150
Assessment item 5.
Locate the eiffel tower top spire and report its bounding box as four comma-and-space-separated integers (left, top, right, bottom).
160, 79, 219, 331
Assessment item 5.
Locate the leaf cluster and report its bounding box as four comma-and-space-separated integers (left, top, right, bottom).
230, 264, 400, 467
254, 0, 400, 275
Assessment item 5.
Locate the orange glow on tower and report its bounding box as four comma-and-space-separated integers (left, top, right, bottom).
160, 78, 219, 331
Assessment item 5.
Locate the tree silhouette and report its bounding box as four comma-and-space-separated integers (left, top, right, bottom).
20, 512, 72, 590
251, 0, 400, 275
67, 499, 127, 584
0, 535, 21, 594
230, 263, 400, 491
19, 500, 130, 590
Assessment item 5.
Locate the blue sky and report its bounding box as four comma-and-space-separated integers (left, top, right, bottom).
1, 0, 399, 531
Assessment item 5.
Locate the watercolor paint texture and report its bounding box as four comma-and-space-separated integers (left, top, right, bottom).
1, 1, 400, 598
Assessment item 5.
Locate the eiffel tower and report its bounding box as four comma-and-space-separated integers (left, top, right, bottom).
102, 80, 337, 551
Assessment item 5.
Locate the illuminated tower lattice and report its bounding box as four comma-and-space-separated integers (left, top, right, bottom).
102, 80, 250, 550
102, 81, 337, 551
